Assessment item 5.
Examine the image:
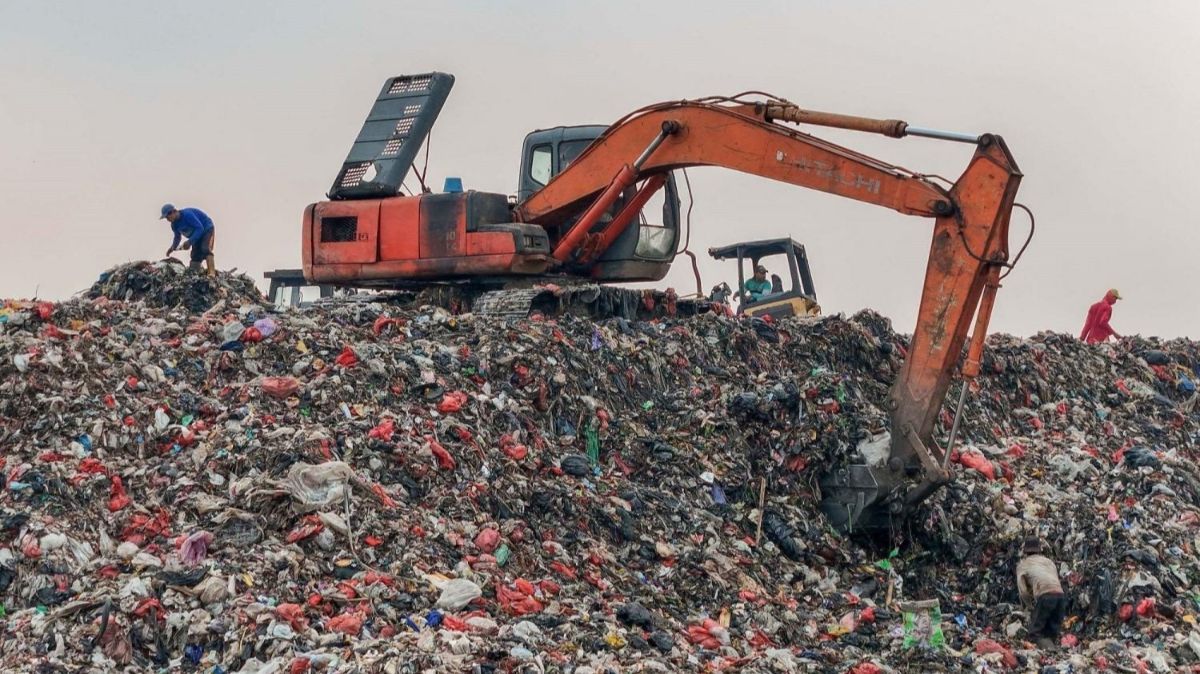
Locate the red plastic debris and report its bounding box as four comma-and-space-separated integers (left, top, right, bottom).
240, 326, 263, 343
368, 418, 395, 442
848, 664, 883, 674
334, 346, 359, 368
1136, 597, 1156, 617
286, 515, 325, 543
289, 658, 311, 674
474, 528, 500, 553
133, 597, 166, 621
108, 475, 132, 511
1061, 633, 1079, 648
955, 448, 996, 480
686, 618, 727, 649
501, 436, 528, 461
427, 437, 457, 471
20, 536, 41, 559
437, 391, 469, 414
369, 482, 398, 508
372, 316, 403, 336
35, 302, 54, 320
497, 582, 544, 616
974, 638, 1017, 668
261, 376, 301, 399
326, 612, 363, 636
276, 603, 309, 631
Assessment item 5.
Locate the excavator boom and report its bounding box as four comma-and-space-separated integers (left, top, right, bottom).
514, 96, 1022, 530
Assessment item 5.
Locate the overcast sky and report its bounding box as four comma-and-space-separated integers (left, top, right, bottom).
2, 1, 1197, 337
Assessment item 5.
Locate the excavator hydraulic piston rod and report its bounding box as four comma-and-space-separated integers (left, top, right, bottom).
762, 104, 908, 138
551, 123, 679, 263
762, 103, 981, 144
904, 125, 982, 144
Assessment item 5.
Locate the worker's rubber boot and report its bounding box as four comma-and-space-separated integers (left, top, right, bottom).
205, 255, 216, 278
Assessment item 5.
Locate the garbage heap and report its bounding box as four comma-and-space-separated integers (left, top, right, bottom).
87, 260, 264, 312
1, 265, 1199, 673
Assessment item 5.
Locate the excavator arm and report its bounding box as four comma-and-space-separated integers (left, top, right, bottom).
516, 97, 1022, 530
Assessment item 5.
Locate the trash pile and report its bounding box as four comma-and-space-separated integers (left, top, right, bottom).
2, 263, 1200, 673
87, 260, 263, 312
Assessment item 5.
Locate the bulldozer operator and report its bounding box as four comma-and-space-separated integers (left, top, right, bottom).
744, 264, 772, 301
161, 203, 216, 276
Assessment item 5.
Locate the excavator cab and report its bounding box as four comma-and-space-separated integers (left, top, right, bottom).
709, 238, 820, 319
519, 125, 683, 282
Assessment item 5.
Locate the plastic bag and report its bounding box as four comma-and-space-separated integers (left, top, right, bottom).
261, 376, 301, 399
334, 346, 359, 368
253, 317, 278, 338
281, 461, 355, 509
437, 391, 468, 414
221, 321, 244, 343
368, 418, 395, 442
436, 578, 482, 610
762, 510, 804, 561
901, 599, 945, 650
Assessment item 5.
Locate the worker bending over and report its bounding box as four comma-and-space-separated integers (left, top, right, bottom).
1079, 289, 1122, 344
1017, 537, 1067, 647
161, 204, 216, 276
744, 264, 772, 302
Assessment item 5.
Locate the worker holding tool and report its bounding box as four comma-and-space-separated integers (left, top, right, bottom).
744, 265, 772, 301
1079, 289, 1122, 344
161, 204, 216, 276
1016, 537, 1067, 648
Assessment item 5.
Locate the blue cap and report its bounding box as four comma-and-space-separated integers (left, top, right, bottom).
160, 203, 175, 219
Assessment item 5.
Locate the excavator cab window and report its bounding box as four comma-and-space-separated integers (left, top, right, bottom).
518, 124, 682, 277
558, 139, 592, 170
529, 145, 553, 186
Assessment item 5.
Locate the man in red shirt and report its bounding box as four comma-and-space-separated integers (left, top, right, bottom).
1080, 289, 1122, 344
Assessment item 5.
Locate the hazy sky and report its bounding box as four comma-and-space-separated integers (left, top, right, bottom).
2, 1, 1198, 337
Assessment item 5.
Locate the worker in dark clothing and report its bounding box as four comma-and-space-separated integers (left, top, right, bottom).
1080, 289, 1122, 344
161, 204, 216, 276
744, 265, 772, 302
1017, 537, 1067, 647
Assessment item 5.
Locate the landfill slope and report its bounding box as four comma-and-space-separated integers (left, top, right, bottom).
1, 265, 1199, 673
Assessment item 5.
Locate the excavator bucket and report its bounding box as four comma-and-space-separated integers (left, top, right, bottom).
328, 72, 455, 200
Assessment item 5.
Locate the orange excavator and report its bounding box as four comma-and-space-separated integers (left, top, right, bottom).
300, 72, 1028, 531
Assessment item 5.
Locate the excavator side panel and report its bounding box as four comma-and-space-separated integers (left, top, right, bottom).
379, 197, 422, 261
311, 201, 380, 265
419, 193, 467, 259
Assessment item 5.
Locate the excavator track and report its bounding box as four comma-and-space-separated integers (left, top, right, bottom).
471, 288, 548, 319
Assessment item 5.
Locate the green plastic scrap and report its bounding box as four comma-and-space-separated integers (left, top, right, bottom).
875, 547, 899, 571
586, 424, 600, 466
496, 544, 511, 566
901, 599, 945, 650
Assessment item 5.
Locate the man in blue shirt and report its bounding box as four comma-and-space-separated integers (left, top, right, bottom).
161, 204, 216, 276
